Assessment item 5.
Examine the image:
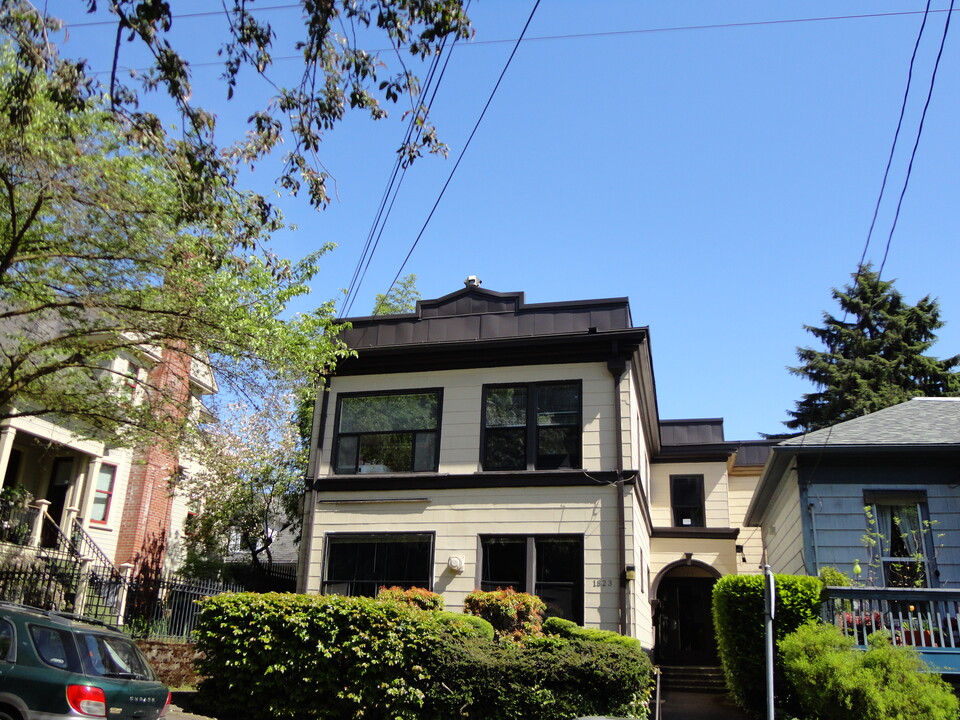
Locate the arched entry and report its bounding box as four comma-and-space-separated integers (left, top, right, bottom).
653, 561, 721, 666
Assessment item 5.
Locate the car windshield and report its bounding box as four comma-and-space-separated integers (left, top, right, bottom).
79, 633, 155, 680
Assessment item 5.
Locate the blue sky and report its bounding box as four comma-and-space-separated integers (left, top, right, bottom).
51, 1, 960, 440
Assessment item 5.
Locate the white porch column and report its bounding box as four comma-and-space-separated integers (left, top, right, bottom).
0, 424, 17, 492
78, 456, 102, 524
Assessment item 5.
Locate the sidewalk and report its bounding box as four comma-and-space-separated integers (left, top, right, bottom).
659, 689, 752, 720
166, 692, 216, 720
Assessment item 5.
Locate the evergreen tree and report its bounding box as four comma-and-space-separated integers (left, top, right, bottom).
782, 264, 960, 433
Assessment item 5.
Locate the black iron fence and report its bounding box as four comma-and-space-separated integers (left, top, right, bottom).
0, 502, 252, 639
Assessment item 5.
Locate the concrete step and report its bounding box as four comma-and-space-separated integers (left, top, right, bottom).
658, 665, 727, 693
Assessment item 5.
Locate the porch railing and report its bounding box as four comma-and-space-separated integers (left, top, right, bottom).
822, 586, 960, 673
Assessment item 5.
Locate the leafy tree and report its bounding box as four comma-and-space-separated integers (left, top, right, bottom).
780, 264, 960, 433
177, 391, 306, 577
5, 0, 471, 212
0, 46, 346, 444
372, 273, 421, 315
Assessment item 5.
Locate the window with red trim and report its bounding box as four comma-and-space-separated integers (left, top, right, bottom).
90, 465, 116, 524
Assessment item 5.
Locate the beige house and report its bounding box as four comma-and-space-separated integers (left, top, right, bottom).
300, 280, 771, 660
0, 344, 214, 572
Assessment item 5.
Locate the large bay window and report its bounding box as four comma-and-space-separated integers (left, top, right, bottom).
333, 390, 441, 474
322, 533, 434, 596
482, 381, 581, 470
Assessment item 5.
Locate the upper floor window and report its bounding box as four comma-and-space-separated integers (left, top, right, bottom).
865, 491, 932, 587
333, 390, 441, 474
670, 475, 705, 527
482, 381, 581, 471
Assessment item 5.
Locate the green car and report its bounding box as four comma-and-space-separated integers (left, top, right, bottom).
0, 602, 171, 719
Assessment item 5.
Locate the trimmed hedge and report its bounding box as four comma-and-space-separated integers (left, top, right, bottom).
781, 622, 959, 720
712, 573, 822, 715
542, 616, 645, 652
194, 592, 653, 720
421, 633, 653, 719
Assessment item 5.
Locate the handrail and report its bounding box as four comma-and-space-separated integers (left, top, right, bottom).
71, 518, 123, 584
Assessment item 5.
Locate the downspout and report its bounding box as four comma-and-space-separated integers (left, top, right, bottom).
608, 354, 628, 636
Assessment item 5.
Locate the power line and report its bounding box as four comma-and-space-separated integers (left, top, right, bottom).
878, 0, 955, 276
76, 8, 960, 75
857, 0, 934, 272
373, 0, 542, 316
339, 24, 461, 318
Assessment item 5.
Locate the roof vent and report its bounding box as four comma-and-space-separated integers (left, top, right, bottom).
464, 275, 482, 288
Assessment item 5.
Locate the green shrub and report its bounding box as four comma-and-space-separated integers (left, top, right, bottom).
781, 622, 959, 720
436, 610, 495, 640
193, 592, 651, 720
421, 632, 653, 719
463, 588, 546, 638
818, 566, 852, 587
543, 616, 644, 652
377, 585, 445, 610
712, 573, 822, 715
193, 592, 444, 720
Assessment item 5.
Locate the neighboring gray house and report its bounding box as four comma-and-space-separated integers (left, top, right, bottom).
746, 397, 960, 587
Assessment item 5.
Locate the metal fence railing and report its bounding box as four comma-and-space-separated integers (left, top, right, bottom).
0, 501, 250, 639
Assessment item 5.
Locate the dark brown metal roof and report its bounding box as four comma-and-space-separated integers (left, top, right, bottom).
660, 418, 726, 445
341, 286, 634, 350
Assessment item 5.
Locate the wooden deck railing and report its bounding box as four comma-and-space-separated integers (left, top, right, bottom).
822, 586, 960, 673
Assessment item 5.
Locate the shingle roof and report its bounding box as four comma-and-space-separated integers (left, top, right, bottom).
781, 397, 960, 447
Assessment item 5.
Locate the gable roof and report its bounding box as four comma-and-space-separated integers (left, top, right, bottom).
745, 397, 960, 525
780, 397, 960, 448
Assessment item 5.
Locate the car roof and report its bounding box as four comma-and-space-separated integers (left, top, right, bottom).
0, 601, 123, 634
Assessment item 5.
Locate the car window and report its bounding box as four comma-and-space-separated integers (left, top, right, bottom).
28, 625, 80, 672
80, 633, 155, 680
0, 619, 13, 661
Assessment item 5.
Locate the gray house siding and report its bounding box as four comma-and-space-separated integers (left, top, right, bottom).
798, 456, 960, 587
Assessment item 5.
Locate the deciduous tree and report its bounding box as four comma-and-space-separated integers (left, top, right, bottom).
177, 391, 306, 576
372, 273, 421, 315
0, 47, 347, 444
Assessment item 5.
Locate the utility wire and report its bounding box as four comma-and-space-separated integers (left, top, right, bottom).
857, 0, 934, 272
77, 8, 960, 75
372, 0, 542, 316
878, 0, 954, 276
339, 20, 462, 318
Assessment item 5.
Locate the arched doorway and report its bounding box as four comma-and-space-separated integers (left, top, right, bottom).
653, 561, 721, 666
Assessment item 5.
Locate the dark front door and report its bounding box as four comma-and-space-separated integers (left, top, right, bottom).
656, 576, 719, 665
41, 457, 73, 546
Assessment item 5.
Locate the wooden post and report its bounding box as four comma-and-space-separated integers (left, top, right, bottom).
74, 556, 92, 616
29, 499, 51, 547
116, 562, 135, 626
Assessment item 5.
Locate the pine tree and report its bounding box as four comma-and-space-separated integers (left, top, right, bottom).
782, 264, 960, 433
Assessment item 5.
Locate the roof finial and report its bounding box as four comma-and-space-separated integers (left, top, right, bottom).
464, 275, 482, 288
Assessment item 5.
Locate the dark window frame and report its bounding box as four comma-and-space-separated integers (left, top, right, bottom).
480, 380, 583, 471
321, 531, 436, 597
670, 474, 705, 528
332, 388, 443, 474
478, 534, 584, 625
